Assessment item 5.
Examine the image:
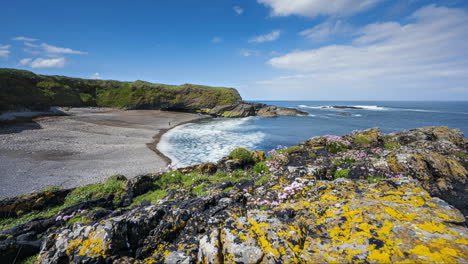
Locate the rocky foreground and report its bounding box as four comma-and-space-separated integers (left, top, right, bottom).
1, 126, 468, 263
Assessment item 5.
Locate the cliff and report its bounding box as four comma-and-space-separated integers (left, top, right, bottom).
0, 68, 307, 118
1, 126, 467, 263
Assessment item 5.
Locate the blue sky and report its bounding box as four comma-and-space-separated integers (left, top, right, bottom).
1, 0, 467, 100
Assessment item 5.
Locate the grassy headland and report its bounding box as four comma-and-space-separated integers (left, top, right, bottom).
0, 68, 241, 112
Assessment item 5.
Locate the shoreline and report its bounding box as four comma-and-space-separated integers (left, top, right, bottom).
148, 116, 211, 165
0, 108, 204, 198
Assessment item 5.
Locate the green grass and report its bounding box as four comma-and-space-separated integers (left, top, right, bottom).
452, 152, 468, 158
280, 145, 303, 155
367, 176, 385, 183
255, 173, 272, 186
384, 142, 400, 149
62, 177, 126, 208
252, 162, 269, 175
333, 169, 350, 179
18, 254, 38, 264
131, 189, 167, 206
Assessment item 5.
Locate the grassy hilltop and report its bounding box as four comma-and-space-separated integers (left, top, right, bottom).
0, 68, 242, 112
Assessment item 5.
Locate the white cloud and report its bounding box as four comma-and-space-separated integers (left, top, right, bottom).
240, 49, 260, 57
24, 42, 39, 48
90, 72, 102, 79
22, 42, 87, 56
249, 30, 281, 43
233, 6, 244, 15
0, 44, 11, 58
254, 5, 468, 100
257, 0, 382, 17
18, 58, 32, 66
0, 50, 9, 58
211, 37, 222, 43
13, 36, 38, 42
26, 57, 66, 68
40, 43, 87, 55
300, 20, 352, 42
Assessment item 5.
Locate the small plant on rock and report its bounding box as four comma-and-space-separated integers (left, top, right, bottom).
229, 147, 253, 163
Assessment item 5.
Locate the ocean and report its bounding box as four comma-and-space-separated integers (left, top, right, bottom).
158, 101, 468, 167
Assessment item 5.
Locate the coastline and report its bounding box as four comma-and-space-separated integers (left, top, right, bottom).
148, 116, 211, 165
0, 108, 204, 198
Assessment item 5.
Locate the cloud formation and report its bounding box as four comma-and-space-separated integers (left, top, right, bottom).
12, 36, 38, 42
249, 30, 281, 43
257, 0, 382, 17
19, 57, 66, 68
255, 5, 468, 100
233, 6, 244, 15
0, 44, 10, 58
24, 43, 87, 56
300, 20, 352, 42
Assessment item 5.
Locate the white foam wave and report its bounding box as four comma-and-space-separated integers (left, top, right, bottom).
158, 117, 265, 167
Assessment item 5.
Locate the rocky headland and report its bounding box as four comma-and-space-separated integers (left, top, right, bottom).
1, 126, 467, 263
0, 68, 306, 122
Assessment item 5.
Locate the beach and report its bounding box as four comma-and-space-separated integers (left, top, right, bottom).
0, 108, 203, 198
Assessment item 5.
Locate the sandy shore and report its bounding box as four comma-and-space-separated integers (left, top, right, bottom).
0, 108, 203, 199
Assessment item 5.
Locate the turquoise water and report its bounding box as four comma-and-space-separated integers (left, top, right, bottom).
159, 101, 468, 166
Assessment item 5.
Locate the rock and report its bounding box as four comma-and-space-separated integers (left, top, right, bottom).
251, 151, 266, 163
122, 175, 154, 197
0, 189, 70, 218
336, 113, 352, 116
323, 105, 364, 109
197, 163, 218, 175
0, 239, 41, 263
209, 101, 309, 118
209, 103, 256, 117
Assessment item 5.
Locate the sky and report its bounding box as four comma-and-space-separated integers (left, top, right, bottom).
1, 0, 467, 100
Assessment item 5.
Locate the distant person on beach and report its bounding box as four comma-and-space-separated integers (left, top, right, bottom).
169, 121, 171, 126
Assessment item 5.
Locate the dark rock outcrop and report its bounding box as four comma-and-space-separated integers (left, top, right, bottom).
209, 101, 309, 118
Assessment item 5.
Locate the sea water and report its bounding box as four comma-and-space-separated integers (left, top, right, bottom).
158, 101, 468, 167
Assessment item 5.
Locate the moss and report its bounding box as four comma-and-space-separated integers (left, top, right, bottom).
333, 169, 349, 179
39, 186, 60, 192
281, 145, 303, 155
367, 176, 385, 183
255, 174, 272, 186
18, 254, 38, 264
452, 152, 468, 158
327, 142, 348, 154
229, 148, 254, 163
308, 151, 317, 159
384, 142, 400, 149
353, 135, 371, 145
